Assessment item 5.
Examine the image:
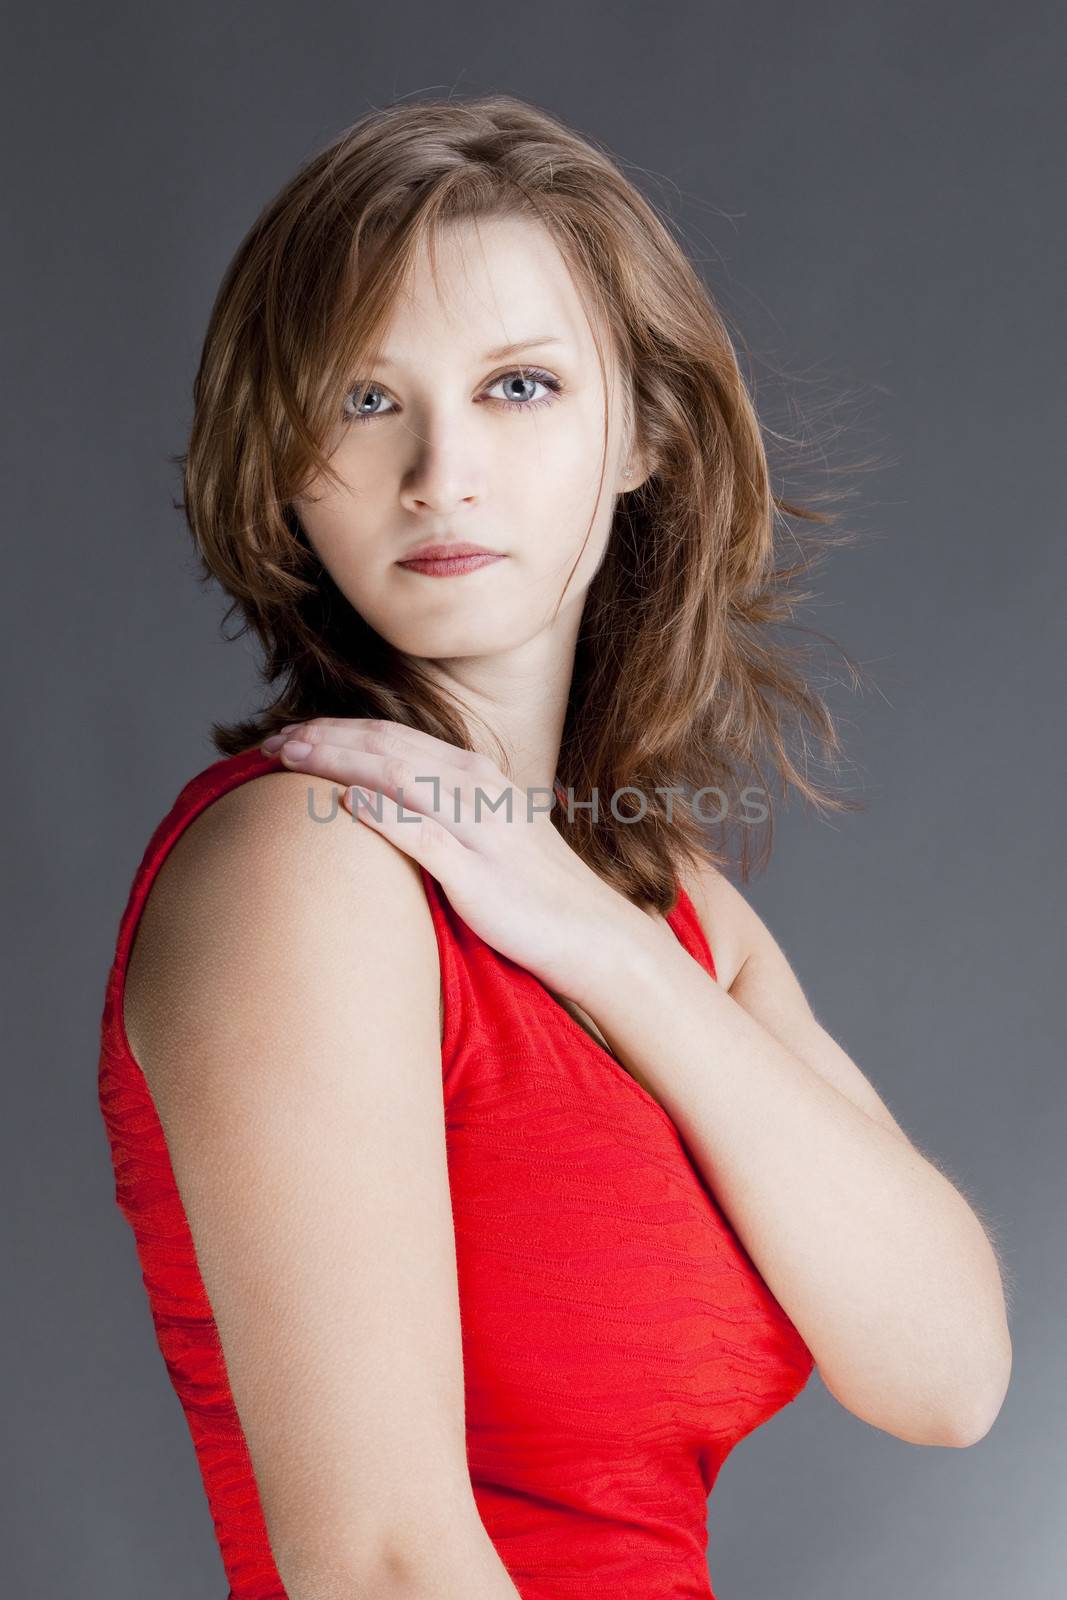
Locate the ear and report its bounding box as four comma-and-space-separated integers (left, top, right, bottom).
618, 446, 658, 494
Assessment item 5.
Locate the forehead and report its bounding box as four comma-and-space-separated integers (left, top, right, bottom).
375, 214, 610, 366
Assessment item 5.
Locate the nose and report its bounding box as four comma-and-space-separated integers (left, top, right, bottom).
399, 427, 486, 516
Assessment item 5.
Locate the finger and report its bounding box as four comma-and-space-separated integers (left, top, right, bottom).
343, 783, 467, 871
267, 716, 488, 778
277, 739, 485, 842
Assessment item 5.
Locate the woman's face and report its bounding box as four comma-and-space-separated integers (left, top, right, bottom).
293, 213, 641, 660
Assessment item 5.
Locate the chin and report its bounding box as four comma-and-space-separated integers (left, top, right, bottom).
380, 616, 520, 658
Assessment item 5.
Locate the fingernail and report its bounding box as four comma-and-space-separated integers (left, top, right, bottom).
280, 740, 312, 760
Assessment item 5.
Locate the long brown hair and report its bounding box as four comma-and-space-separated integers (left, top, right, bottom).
177, 92, 874, 910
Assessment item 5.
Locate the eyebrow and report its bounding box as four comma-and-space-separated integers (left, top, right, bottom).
375, 335, 567, 368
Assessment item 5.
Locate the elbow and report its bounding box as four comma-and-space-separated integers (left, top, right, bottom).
930, 1398, 1004, 1449
859, 1382, 1009, 1450
937, 1358, 1012, 1448
940, 1412, 997, 1450
900, 1330, 1014, 1450
828, 1321, 1014, 1449
943, 1314, 1014, 1448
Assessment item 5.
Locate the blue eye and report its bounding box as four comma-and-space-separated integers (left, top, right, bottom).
484, 370, 562, 409
341, 368, 563, 425
342, 383, 395, 423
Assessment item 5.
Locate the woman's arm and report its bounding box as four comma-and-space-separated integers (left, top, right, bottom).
566, 861, 1013, 1450
123, 770, 522, 1600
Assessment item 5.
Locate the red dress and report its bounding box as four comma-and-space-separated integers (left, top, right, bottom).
98, 748, 814, 1599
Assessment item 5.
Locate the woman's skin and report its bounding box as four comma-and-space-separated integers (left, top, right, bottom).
278, 213, 1012, 1446
125, 212, 1011, 1599
290, 212, 668, 1057
292, 213, 652, 806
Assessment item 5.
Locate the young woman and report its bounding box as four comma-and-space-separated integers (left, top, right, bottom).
98, 94, 1012, 1600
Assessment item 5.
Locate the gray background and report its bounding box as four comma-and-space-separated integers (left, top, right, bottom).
5, 3, 1064, 1596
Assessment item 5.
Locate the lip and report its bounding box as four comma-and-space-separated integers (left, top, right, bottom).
398, 541, 502, 562
398, 552, 507, 577
396, 542, 507, 578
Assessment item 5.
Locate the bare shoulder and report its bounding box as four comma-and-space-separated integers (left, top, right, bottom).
151, 765, 431, 902
118, 767, 483, 1584
123, 767, 440, 1068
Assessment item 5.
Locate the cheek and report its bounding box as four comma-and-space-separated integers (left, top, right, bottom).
533, 426, 621, 549
295, 477, 377, 563
569, 401, 624, 492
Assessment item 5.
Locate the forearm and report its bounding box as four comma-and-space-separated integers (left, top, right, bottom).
574, 915, 1012, 1447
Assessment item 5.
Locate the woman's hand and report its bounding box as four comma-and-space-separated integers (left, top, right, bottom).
260, 717, 641, 999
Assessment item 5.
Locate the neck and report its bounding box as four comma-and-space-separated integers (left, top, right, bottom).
417, 608, 582, 797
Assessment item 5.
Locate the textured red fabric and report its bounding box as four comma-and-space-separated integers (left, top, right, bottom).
98, 748, 814, 1599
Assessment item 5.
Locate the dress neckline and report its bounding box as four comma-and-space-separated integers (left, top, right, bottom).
515, 880, 714, 1137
